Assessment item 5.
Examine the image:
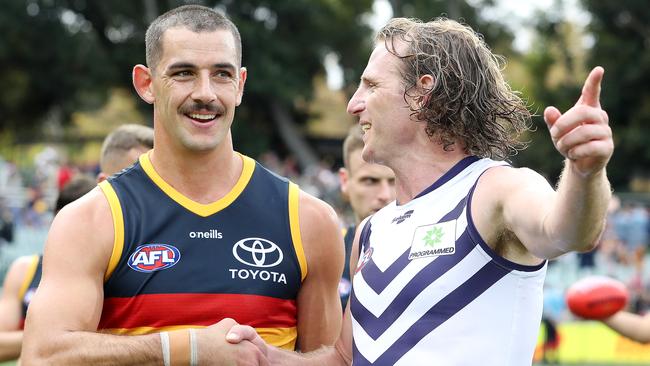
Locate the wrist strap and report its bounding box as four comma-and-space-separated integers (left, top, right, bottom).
169, 329, 191, 366
189, 328, 198, 366
160, 332, 171, 366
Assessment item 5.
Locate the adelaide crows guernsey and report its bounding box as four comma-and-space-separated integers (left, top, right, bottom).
19, 255, 42, 329
97, 153, 306, 350
351, 157, 547, 366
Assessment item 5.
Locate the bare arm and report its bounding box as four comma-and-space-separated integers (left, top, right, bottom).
295, 192, 344, 351
21, 188, 165, 365
21, 188, 269, 366
474, 67, 613, 261
602, 312, 650, 344
226, 219, 371, 365
0, 256, 34, 361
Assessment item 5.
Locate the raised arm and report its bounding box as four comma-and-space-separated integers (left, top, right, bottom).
0, 256, 35, 361
295, 191, 345, 351
474, 67, 613, 261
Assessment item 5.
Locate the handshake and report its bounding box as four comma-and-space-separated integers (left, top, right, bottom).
161, 319, 272, 366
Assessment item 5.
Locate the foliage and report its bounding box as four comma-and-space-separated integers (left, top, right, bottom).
581, 0, 650, 189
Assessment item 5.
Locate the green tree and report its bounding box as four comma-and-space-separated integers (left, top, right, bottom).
581, 0, 650, 189
0, 0, 374, 169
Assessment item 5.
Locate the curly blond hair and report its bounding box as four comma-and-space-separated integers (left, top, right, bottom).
377, 18, 531, 159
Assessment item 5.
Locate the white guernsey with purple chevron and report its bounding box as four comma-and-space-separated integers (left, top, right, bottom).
351, 156, 547, 366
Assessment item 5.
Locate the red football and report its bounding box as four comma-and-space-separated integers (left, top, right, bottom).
566, 276, 629, 320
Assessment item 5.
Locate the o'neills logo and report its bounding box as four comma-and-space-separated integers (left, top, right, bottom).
189, 229, 223, 239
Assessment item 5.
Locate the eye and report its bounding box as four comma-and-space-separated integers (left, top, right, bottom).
215, 70, 233, 79
172, 70, 193, 78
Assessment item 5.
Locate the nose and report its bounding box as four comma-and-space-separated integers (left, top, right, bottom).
347, 88, 365, 116
191, 72, 216, 104
377, 180, 394, 203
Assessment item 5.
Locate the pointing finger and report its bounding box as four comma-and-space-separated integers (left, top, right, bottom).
579, 66, 604, 108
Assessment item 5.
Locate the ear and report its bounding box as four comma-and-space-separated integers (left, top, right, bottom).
417, 74, 435, 107
339, 167, 350, 199
96, 172, 108, 183
236, 67, 248, 106
133, 64, 155, 104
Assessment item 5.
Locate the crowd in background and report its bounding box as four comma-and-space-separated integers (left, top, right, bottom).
1, 149, 649, 320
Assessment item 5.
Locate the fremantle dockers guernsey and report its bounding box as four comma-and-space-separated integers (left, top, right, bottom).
97, 153, 306, 350
19, 255, 42, 329
351, 157, 547, 366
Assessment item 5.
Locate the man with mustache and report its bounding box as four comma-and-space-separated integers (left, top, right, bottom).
22, 5, 343, 365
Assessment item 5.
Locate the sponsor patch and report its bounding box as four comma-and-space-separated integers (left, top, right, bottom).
128, 244, 181, 273
232, 238, 283, 268
408, 220, 457, 260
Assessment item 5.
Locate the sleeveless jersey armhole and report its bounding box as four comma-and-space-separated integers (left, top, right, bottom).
17, 255, 40, 299
288, 182, 307, 281
99, 180, 125, 282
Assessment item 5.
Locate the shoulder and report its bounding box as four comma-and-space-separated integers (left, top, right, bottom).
296, 190, 344, 263
475, 166, 553, 204
45, 186, 114, 268
2, 255, 38, 295
297, 190, 339, 228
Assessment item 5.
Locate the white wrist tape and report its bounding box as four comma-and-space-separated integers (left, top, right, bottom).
160, 331, 171, 366
189, 328, 198, 366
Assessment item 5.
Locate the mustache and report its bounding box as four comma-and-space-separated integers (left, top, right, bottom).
179, 102, 225, 115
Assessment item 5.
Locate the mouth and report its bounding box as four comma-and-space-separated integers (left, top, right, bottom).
186, 112, 218, 123
360, 122, 371, 134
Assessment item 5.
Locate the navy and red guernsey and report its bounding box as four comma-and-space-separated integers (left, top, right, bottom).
98, 152, 307, 350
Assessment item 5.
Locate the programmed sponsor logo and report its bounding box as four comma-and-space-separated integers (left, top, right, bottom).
128, 244, 181, 273
230, 238, 287, 284
408, 220, 457, 260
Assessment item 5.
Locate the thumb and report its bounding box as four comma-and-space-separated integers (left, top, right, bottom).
543, 106, 561, 129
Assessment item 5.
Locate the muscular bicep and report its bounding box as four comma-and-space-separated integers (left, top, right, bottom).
24, 189, 114, 339
473, 167, 556, 261
295, 192, 344, 351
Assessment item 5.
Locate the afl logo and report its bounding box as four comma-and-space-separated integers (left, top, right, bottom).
355, 247, 374, 274
128, 244, 181, 273
233, 238, 283, 268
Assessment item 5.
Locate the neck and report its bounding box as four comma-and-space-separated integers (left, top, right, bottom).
149, 137, 242, 204
390, 145, 469, 205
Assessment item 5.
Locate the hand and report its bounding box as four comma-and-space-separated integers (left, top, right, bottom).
544, 66, 614, 176
195, 318, 269, 366
226, 324, 269, 355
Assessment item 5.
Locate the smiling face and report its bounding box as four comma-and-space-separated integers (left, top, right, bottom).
138, 27, 246, 153
346, 42, 416, 166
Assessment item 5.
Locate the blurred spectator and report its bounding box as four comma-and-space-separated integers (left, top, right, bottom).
614, 201, 649, 289
0, 199, 13, 245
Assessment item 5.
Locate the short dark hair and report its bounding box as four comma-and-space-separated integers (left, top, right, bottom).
55, 175, 96, 213
100, 124, 154, 174
377, 18, 532, 159
145, 4, 242, 71
342, 126, 364, 171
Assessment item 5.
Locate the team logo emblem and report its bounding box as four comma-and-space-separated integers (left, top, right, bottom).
232, 238, 283, 268
355, 247, 374, 274
128, 244, 181, 273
